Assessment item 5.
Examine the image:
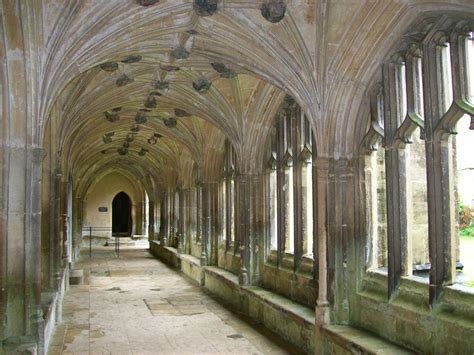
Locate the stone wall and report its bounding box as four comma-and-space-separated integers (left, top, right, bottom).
83, 172, 145, 236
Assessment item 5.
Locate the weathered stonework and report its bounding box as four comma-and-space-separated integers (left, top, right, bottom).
1, 2, 474, 354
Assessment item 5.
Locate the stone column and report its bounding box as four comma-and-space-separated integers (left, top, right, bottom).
148, 200, 155, 240
331, 159, 355, 324
52, 171, 63, 289
314, 157, 330, 325
61, 181, 70, 267
235, 173, 265, 286
184, 188, 194, 254
27, 147, 45, 353
2, 146, 45, 352
72, 195, 83, 262
177, 188, 185, 253
189, 186, 197, 254
1, 2, 45, 351
159, 194, 166, 244
200, 183, 211, 266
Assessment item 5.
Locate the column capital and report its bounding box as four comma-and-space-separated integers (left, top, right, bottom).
313, 156, 330, 170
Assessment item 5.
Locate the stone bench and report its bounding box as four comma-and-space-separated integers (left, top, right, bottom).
150, 244, 414, 354
321, 325, 415, 354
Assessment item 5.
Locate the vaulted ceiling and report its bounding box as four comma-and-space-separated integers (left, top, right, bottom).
34, 0, 473, 195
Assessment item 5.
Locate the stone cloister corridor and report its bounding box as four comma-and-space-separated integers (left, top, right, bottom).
48, 245, 298, 354
1, 1, 474, 354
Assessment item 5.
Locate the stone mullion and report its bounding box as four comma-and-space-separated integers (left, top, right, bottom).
217, 181, 225, 250
423, 30, 470, 304
160, 192, 166, 243
158, 193, 165, 242
200, 183, 207, 264
162, 191, 169, 245
383, 62, 405, 298
185, 189, 191, 253
282, 167, 293, 254
197, 185, 202, 245
142, 198, 147, 236
200, 182, 213, 266
312, 139, 318, 277
189, 187, 197, 249
225, 176, 233, 251
293, 108, 303, 271
210, 182, 219, 266
234, 178, 241, 256
423, 44, 448, 304
185, 189, 192, 254
327, 161, 336, 306
171, 190, 176, 245
276, 115, 286, 265
164, 191, 170, 245
300, 163, 309, 258
405, 51, 423, 120
172, 190, 178, 246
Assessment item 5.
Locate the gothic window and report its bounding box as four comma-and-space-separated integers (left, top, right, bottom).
268, 142, 278, 251
265, 96, 315, 271
454, 31, 474, 287
223, 140, 236, 252
363, 86, 387, 270
369, 19, 474, 300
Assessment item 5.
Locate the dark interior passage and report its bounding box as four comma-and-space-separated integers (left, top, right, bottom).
112, 191, 131, 235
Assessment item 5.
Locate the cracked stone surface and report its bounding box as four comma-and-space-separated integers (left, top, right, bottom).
48, 246, 297, 354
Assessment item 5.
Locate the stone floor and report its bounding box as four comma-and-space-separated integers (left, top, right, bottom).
48, 246, 299, 354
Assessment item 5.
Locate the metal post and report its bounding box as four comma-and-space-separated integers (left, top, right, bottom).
89, 226, 92, 258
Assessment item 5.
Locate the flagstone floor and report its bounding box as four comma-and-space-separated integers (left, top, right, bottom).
47, 246, 299, 355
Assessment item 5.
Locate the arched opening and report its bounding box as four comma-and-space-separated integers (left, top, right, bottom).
112, 191, 132, 235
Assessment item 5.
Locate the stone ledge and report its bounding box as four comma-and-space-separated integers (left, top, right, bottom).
180, 253, 203, 284
321, 325, 415, 355
150, 245, 313, 353
150, 245, 420, 354
241, 286, 314, 326
204, 266, 239, 286
179, 253, 201, 266
44, 268, 68, 353
201, 265, 314, 353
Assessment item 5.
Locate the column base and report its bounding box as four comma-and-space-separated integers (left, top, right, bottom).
315, 301, 331, 325
239, 266, 249, 286
200, 252, 207, 267
2, 336, 37, 354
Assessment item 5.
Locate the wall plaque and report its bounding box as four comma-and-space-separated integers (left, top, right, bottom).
98, 207, 108, 212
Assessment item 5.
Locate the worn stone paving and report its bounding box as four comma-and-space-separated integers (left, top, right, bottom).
48, 246, 297, 355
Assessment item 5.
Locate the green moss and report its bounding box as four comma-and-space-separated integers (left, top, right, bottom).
460, 225, 474, 238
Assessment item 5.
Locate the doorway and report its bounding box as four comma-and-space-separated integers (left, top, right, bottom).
112, 191, 132, 235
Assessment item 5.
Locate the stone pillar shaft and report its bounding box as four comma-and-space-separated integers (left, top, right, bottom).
314, 157, 330, 325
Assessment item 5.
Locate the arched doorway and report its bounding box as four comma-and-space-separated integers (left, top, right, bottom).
112, 192, 132, 235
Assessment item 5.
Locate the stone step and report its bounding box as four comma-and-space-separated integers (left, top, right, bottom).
105, 239, 137, 247
69, 269, 84, 285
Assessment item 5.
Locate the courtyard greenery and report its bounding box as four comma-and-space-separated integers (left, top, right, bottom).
459, 202, 474, 237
